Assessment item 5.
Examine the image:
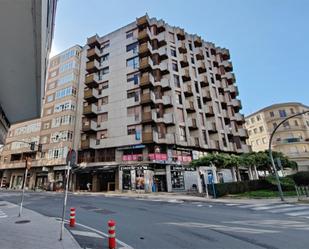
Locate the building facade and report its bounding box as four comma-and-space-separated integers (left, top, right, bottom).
77, 15, 250, 192
245, 102, 309, 171
0, 0, 57, 145
0, 46, 83, 190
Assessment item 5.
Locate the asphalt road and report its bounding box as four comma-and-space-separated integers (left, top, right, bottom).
1, 190, 309, 249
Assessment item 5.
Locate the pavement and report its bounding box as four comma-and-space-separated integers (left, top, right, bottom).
1, 190, 309, 249
0, 200, 81, 249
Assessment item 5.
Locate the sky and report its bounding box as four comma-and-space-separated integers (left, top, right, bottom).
51, 0, 309, 116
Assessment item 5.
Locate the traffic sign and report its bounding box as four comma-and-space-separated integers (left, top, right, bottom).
66, 149, 76, 165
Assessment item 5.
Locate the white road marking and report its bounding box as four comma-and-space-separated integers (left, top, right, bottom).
71, 230, 104, 238
197, 204, 203, 207
269, 206, 309, 213
286, 210, 309, 216
238, 203, 274, 208
252, 204, 293, 210
225, 203, 241, 206
167, 199, 184, 203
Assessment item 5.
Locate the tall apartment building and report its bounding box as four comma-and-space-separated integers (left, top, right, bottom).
77, 15, 249, 192
245, 102, 309, 171
0, 0, 57, 144
0, 46, 83, 190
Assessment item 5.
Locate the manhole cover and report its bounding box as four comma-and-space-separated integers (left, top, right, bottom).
15, 220, 31, 224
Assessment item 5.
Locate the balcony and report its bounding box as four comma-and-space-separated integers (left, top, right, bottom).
185, 101, 195, 113
139, 57, 153, 71
196, 49, 204, 60
164, 113, 175, 125
86, 60, 100, 74
218, 94, 226, 103
141, 111, 155, 123
207, 122, 217, 134
140, 92, 155, 105
205, 106, 215, 117
238, 128, 248, 138
152, 46, 168, 60
83, 104, 97, 118
178, 42, 187, 53
142, 131, 154, 143
199, 75, 209, 87
82, 120, 97, 133
184, 84, 193, 97
153, 61, 169, 75
162, 95, 173, 107
81, 138, 96, 149
226, 85, 239, 95
229, 99, 242, 110
188, 118, 198, 130
179, 54, 189, 68
85, 74, 99, 88
159, 78, 172, 90
140, 73, 154, 88
155, 32, 168, 47
137, 15, 149, 28
210, 140, 221, 150
138, 28, 151, 42
176, 28, 185, 40
139, 42, 152, 57
223, 72, 235, 84
218, 48, 230, 60
220, 60, 233, 72
234, 113, 245, 124
197, 61, 206, 74
182, 69, 191, 82
87, 35, 100, 48
84, 88, 99, 103
194, 36, 202, 47
87, 47, 100, 61
202, 90, 212, 102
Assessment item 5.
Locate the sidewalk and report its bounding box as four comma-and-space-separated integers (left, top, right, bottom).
73, 191, 303, 205
0, 201, 81, 249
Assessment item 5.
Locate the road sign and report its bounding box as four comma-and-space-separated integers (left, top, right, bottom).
66, 149, 76, 165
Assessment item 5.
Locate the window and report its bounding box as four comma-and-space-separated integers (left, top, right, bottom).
191, 56, 195, 64
294, 120, 299, 126
48, 147, 68, 159
97, 129, 108, 139
259, 126, 264, 132
98, 113, 108, 123
270, 111, 275, 117
59, 61, 77, 73
197, 97, 202, 109
127, 90, 139, 101
256, 115, 261, 121
101, 41, 110, 50
290, 108, 295, 114
168, 32, 175, 43
101, 81, 109, 90
283, 121, 290, 128
126, 42, 138, 54
126, 56, 139, 69
100, 67, 109, 75
127, 72, 139, 85
222, 136, 227, 147
127, 125, 136, 135
279, 109, 287, 117
126, 30, 134, 39
127, 106, 140, 121
50, 70, 57, 78
251, 117, 255, 124
101, 96, 108, 105
48, 82, 56, 90
60, 49, 76, 62
206, 51, 210, 57
58, 73, 75, 86
248, 130, 252, 136
54, 101, 75, 112
202, 130, 208, 145
194, 81, 199, 93
262, 137, 267, 144
101, 53, 109, 62
47, 95, 53, 103
188, 42, 192, 51
177, 108, 184, 123
256, 139, 260, 145
179, 127, 187, 141
172, 60, 178, 72
171, 47, 176, 57
173, 75, 180, 88
273, 122, 277, 129
199, 113, 205, 126
50, 131, 73, 143
176, 93, 182, 105
253, 128, 258, 134
55, 87, 76, 99
45, 108, 52, 116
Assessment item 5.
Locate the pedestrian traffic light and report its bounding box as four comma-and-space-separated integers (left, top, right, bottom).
38, 144, 42, 152
30, 142, 35, 151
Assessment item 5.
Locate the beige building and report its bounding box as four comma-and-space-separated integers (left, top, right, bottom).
0, 0, 57, 144
245, 102, 309, 171
0, 46, 83, 190
77, 15, 250, 192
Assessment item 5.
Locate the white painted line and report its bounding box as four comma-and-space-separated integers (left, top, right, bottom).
269, 206, 309, 213
71, 230, 103, 238
238, 203, 273, 208
252, 204, 293, 211
168, 199, 184, 203
0, 215, 8, 218
286, 211, 309, 217
225, 203, 241, 206
197, 204, 203, 207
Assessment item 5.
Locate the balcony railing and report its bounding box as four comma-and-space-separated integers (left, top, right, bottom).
194, 36, 202, 47
178, 42, 187, 53
87, 47, 100, 60
87, 35, 100, 48
84, 88, 99, 103
83, 104, 97, 117
142, 132, 154, 143
86, 60, 100, 74
82, 120, 97, 133
85, 73, 99, 88
140, 73, 154, 88
182, 69, 191, 82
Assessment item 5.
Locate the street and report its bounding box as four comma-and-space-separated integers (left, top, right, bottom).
1, 190, 309, 249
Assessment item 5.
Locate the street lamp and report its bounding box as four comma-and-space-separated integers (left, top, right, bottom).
269, 110, 309, 202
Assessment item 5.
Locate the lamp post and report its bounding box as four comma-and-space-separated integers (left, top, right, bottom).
269, 110, 309, 202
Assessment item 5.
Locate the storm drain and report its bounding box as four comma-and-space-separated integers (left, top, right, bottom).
15, 220, 31, 224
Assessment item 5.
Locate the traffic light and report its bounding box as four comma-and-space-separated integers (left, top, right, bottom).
30, 142, 35, 151
38, 144, 43, 152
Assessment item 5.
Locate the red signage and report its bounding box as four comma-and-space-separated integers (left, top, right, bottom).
122, 154, 143, 161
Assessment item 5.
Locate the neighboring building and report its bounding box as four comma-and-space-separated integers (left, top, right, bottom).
0, 46, 83, 190
245, 102, 309, 171
0, 0, 57, 144
77, 15, 250, 192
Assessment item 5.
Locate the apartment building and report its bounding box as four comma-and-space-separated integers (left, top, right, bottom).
77, 15, 249, 192
245, 102, 309, 171
0, 0, 57, 144
0, 46, 83, 190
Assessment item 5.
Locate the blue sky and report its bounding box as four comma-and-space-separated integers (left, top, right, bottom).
51, 0, 309, 115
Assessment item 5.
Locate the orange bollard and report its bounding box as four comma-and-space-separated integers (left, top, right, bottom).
108, 220, 116, 249
70, 208, 75, 227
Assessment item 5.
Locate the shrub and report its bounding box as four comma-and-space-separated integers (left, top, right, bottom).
291, 172, 309, 186
265, 176, 295, 191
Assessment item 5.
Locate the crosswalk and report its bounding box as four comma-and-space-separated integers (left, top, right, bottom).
0, 208, 8, 219
225, 202, 309, 218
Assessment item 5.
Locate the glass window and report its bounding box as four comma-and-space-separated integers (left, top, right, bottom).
202, 130, 207, 145
58, 73, 75, 86
126, 31, 133, 39
127, 72, 139, 85
173, 75, 180, 88
172, 61, 178, 72
47, 95, 53, 103
188, 43, 192, 51
256, 115, 261, 121
126, 42, 138, 54
127, 125, 136, 135
100, 67, 109, 76
279, 109, 287, 117
171, 47, 176, 57
270, 111, 274, 117
126, 56, 139, 69
290, 108, 295, 114
101, 53, 109, 62
179, 126, 186, 141
259, 126, 264, 132
294, 120, 299, 126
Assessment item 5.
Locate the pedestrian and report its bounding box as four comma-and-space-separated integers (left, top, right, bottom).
87, 182, 91, 192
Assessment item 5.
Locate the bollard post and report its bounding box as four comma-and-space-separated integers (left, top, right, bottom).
70, 208, 75, 227
108, 220, 116, 249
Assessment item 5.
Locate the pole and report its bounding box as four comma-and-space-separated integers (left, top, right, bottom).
59, 161, 71, 241
268, 110, 309, 202
18, 158, 28, 217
